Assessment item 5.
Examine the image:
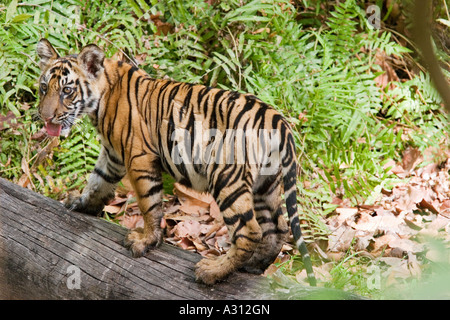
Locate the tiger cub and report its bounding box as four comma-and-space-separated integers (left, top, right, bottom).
36, 39, 316, 286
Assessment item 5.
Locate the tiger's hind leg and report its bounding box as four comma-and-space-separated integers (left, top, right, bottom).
195, 183, 262, 285
242, 173, 288, 274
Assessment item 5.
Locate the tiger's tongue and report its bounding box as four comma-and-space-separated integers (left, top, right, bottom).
45, 121, 62, 136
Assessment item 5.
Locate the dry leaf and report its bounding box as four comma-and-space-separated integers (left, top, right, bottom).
371, 234, 397, 256
150, 13, 174, 35
263, 263, 279, 277
174, 183, 213, 216
401, 147, 422, 172
117, 214, 143, 229
419, 198, 440, 214
209, 200, 221, 220
0, 111, 17, 131
335, 207, 358, 222
178, 237, 195, 250
389, 238, 424, 254
174, 220, 203, 238
328, 225, 356, 252
104, 205, 122, 214
439, 200, 450, 218
394, 186, 424, 213
373, 50, 400, 90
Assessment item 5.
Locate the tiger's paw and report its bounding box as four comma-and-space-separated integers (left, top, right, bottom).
64, 194, 104, 216
124, 227, 162, 257
195, 256, 235, 285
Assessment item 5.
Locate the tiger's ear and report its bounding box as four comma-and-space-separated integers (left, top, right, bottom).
36, 38, 59, 70
78, 44, 105, 79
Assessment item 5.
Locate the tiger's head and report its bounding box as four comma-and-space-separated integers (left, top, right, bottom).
36, 39, 105, 137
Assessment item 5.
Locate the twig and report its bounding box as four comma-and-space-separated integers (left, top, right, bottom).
443, 0, 450, 21
20, 51, 39, 67
413, 0, 450, 113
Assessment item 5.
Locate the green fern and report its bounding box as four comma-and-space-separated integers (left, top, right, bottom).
55, 119, 101, 190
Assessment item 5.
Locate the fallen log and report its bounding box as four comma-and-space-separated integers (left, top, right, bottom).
0, 177, 360, 300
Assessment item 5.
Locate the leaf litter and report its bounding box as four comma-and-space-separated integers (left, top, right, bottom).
105, 181, 230, 257
105, 147, 450, 290
315, 146, 450, 289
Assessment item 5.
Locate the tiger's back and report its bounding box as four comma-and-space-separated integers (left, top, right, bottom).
36, 39, 316, 286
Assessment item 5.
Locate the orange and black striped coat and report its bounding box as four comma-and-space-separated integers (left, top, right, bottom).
36, 39, 316, 285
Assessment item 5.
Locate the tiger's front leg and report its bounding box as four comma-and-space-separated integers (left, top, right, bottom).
65, 147, 125, 215
123, 154, 164, 257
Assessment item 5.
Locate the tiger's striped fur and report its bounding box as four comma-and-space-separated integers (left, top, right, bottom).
36, 39, 316, 286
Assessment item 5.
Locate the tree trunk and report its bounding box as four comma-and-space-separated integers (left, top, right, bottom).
0, 177, 360, 300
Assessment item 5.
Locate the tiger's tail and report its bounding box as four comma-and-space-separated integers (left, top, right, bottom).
282, 154, 317, 286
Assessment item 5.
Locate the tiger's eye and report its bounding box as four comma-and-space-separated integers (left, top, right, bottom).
62, 87, 73, 94
40, 83, 47, 93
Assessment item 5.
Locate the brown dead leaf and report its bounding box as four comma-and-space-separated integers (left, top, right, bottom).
174, 220, 203, 238
389, 238, 424, 254
373, 49, 400, 90
418, 198, 440, 214
214, 234, 231, 252
385, 258, 413, 286
263, 263, 279, 277
199, 248, 221, 258
178, 237, 195, 251
326, 251, 345, 261
209, 200, 221, 221
108, 196, 129, 206
150, 13, 174, 35
426, 215, 450, 232
401, 147, 422, 172
31, 128, 47, 141
404, 215, 423, 231
203, 223, 225, 240
17, 173, 31, 188
0, 111, 17, 131
31, 137, 59, 170
348, 211, 376, 232
165, 211, 211, 222
370, 233, 397, 256
104, 205, 122, 214
117, 214, 143, 229
192, 239, 208, 252
354, 232, 373, 251
17, 157, 33, 189
174, 183, 213, 216
335, 207, 358, 219
440, 200, 450, 218
252, 27, 270, 34
327, 224, 356, 252
419, 162, 440, 179
394, 186, 424, 213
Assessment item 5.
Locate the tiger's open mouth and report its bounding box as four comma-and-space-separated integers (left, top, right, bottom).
44, 120, 71, 137
45, 120, 62, 136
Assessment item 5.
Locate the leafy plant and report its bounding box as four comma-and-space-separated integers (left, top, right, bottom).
54, 118, 101, 191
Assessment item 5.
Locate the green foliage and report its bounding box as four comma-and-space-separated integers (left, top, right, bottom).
0, 0, 449, 287
55, 118, 101, 191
